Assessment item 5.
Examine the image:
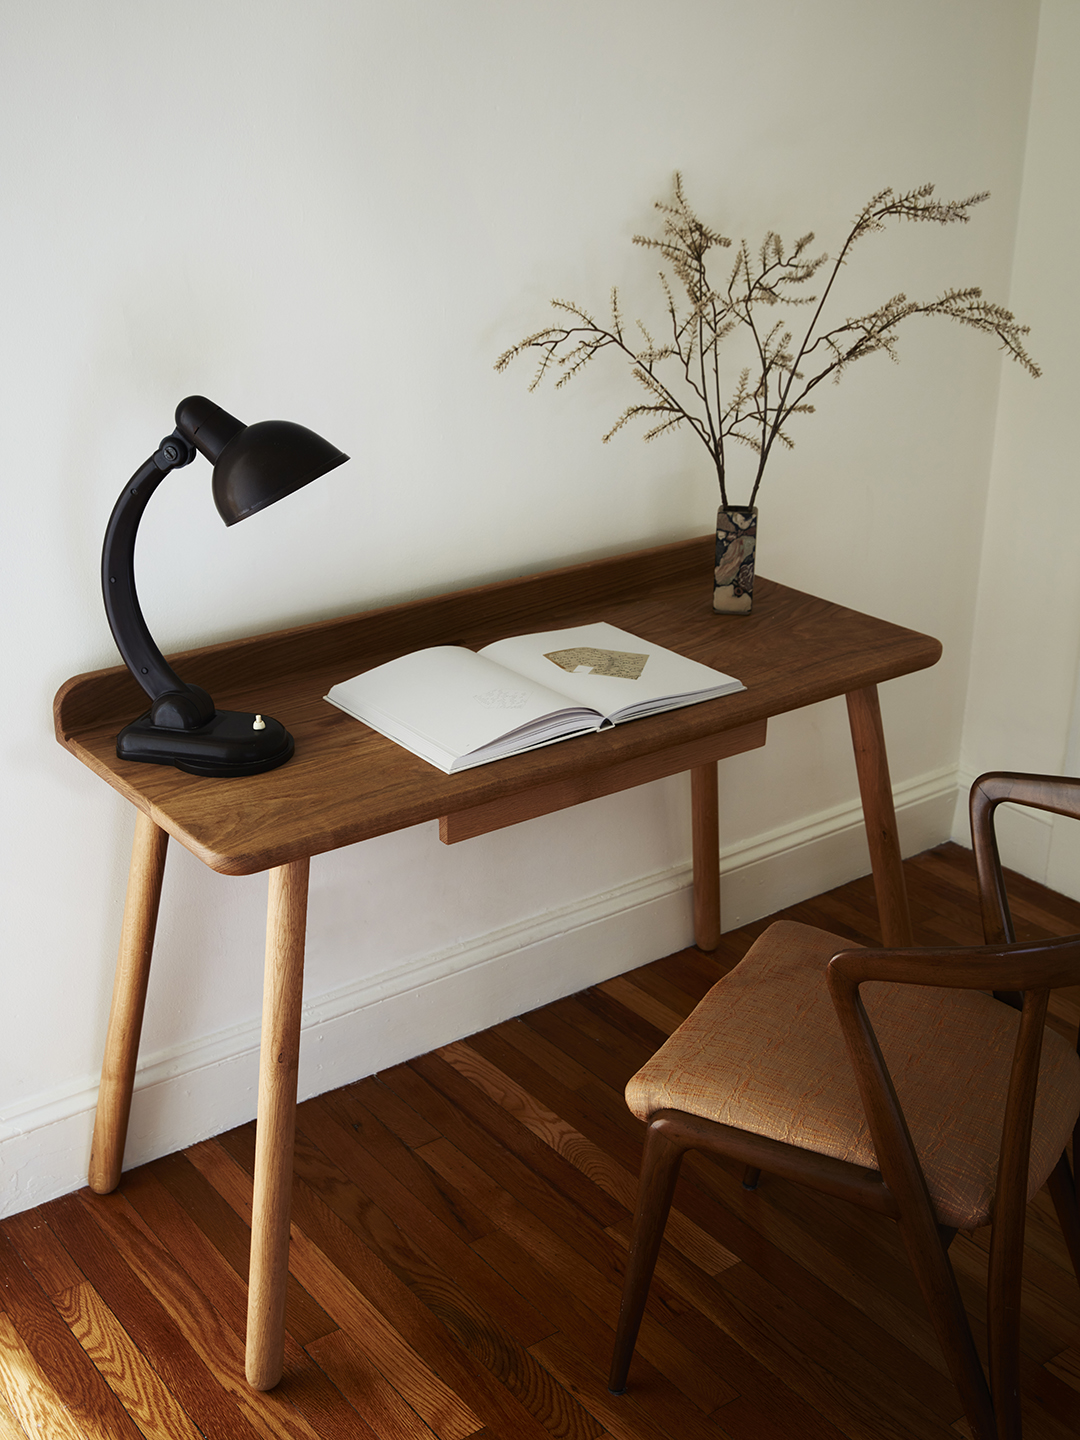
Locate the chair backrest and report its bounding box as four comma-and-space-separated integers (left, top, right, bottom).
828, 772, 1080, 1435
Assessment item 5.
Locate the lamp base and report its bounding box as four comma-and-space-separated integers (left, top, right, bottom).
116, 709, 295, 777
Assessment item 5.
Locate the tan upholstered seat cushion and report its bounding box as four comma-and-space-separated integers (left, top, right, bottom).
626, 921, 1080, 1230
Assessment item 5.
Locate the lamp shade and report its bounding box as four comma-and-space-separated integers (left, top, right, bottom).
174, 395, 349, 527
213, 419, 350, 526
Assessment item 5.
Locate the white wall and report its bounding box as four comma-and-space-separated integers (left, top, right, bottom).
0, 0, 1041, 1214
954, 0, 1080, 896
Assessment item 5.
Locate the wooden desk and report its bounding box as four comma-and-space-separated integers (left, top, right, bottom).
54, 533, 941, 1388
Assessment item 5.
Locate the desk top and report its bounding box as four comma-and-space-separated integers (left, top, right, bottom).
54, 534, 941, 875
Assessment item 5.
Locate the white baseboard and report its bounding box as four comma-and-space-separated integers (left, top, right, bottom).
720, 763, 958, 928
0, 764, 959, 1218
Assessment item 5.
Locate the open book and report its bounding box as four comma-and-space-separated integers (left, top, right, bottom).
325, 621, 744, 774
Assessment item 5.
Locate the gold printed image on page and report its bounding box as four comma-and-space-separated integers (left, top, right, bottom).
544, 647, 649, 679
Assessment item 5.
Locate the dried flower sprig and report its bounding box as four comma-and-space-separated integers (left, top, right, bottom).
496, 177, 1039, 507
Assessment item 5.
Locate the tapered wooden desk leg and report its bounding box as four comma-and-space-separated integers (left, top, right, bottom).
846, 685, 913, 947
246, 857, 310, 1391
691, 763, 721, 951
88, 811, 169, 1195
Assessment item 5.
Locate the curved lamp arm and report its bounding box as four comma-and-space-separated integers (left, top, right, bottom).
99, 395, 348, 776
101, 431, 216, 729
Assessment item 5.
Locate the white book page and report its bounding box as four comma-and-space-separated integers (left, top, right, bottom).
326, 646, 598, 763
479, 622, 743, 720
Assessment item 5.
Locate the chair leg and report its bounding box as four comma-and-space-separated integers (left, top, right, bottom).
1047, 1151, 1080, 1285
609, 1119, 686, 1395
987, 1216, 1026, 1440
897, 1213, 996, 1440
742, 1166, 761, 1190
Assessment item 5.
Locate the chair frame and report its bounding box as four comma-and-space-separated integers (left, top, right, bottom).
609, 773, 1080, 1440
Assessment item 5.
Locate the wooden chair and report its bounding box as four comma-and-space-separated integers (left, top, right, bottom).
609, 772, 1080, 1439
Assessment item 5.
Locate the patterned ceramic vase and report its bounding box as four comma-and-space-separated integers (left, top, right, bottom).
713, 506, 758, 614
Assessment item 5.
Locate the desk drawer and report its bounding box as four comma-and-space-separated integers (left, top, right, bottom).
438, 719, 767, 842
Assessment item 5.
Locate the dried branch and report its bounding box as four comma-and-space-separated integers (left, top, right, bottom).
496, 176, 1039, 508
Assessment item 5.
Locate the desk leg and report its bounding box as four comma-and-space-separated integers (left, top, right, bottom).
246, 857, 309, 1391
691, 763, 721, 951
88, 811, 169, 1194
846, 685, 914, 947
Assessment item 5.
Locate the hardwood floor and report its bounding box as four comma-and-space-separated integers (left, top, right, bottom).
2, 842, 1079, 1439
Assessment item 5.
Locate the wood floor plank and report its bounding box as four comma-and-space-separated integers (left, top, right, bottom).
188, 1137, 560, 1440
119, 1165, 282, 1342
523, 993, 657, 1094
902, 866, 986, 937
533, 1324, 853, 1440
2, 1209, 85, 1299
285, 1186, 579, 1440
606, 1203, 959, 1423
45, 1193, 267, 1440
0, 1227, 144, 1440
1046, 1337, 1080, 1394
594, 977, 687, 1036
474, 1015, 646, 1154
53, 1281, 203, 1440
0, 1390, 30, 1440
568, 985, 671, 1058
614, 955, 713, 1019
305, 1088, 496, 1246
1012, 1352, 1080, 1438
948, 1231, 1078, 1364
489, 1013, 593, 1093
147, 1150, 336, 1346
786, 903, 880, 947
645, 946, 728, 998
528, 1329, 732, 1440
715, 1245, 964, 1440
436, 1038, 642, 1204
71, 1189, 330, 1440
669, 1158, 950, 1376
287, 1109, 558, 1348
116, 1166, 376, 1438
403, 1051, 625, 1231
475, 1223, 735, 1421
378, 1072, 634, 1297
183, 1139, 484, 1440
0, 1312, 89, 1440
436, 1038, 739, 1277
416, 1133, 739, 1416
304, 1328, 447, 1440
917, 848, 1080, 940
626, 1225, 957, 1440
709, 1157, 937, 1318
1025, 1186, 1080, 1284
344, 1075, 445, 1150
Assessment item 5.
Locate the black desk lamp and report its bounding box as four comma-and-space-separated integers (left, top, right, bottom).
102, 395, 348, 777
